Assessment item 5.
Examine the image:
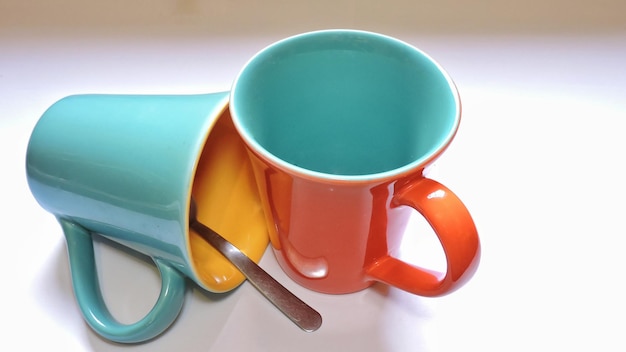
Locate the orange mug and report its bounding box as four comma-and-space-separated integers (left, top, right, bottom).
230, 30, 480, 296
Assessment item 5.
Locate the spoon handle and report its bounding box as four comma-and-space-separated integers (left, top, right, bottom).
190, 220, 322, 332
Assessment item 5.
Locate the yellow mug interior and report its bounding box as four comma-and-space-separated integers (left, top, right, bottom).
189, 106, 269, 293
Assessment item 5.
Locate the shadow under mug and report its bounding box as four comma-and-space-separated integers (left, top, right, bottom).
26, 92, 268, 343
230, 30, 481, 296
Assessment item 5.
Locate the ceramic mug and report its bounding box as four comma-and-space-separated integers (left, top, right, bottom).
230, 29, 481, 296
26, 92, 268, 342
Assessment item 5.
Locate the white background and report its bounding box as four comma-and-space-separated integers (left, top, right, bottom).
2, 1, 625, 351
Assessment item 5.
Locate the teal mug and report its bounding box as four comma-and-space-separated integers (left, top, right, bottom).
26, 92, 269, 343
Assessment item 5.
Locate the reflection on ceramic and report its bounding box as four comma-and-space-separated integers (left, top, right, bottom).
26, 92, 268, 343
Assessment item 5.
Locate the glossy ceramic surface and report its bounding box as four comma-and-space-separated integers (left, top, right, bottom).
26, 92, 268, 342
190, 108, 268, 292
231, 29, 480, 295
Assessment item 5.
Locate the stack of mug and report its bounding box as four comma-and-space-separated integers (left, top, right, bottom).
26, 30, 481, 343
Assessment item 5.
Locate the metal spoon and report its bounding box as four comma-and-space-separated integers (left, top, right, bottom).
189, 198, 322, 332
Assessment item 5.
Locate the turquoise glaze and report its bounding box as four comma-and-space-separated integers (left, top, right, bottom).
26, 92, 229, 343
231, 29, 459, 180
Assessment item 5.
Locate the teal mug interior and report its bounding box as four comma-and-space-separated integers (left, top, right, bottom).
231, 30, 460, 177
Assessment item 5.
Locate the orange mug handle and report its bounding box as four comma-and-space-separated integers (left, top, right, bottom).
366, 178, 481, 297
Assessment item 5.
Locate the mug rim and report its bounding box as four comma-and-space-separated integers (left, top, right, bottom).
230, 29, 461, 183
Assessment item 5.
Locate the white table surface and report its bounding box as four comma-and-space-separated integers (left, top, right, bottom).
2, 1, 626, 351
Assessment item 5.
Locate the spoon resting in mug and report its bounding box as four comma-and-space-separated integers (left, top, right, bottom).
189, 198, 322, 332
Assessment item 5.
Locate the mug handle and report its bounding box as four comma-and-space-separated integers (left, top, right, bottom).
365, 178, 481, 297
59, 218, 186, 343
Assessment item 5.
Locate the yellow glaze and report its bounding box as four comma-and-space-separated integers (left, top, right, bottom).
189, 108, 269, 292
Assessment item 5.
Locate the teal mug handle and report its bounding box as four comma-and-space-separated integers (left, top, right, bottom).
59, 218, 186, 343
